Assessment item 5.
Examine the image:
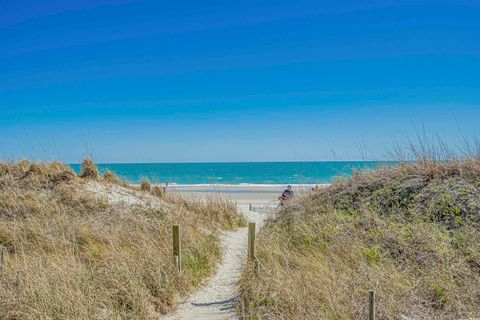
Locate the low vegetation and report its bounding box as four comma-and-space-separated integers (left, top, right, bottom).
240, 159, 480, 319
140, 178, 151, 192
0, 160, 244, 319
103, 170, 119, 184
80, 158, 99, 179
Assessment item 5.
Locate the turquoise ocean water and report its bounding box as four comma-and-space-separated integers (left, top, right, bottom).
70, 161, 394, 185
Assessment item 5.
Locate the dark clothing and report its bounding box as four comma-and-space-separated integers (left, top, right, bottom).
281, 189, 294, 200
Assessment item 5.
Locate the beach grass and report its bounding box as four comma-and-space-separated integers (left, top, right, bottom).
239, 158, 480, 319
0, 160, 244, 319
140, 178, 151, 192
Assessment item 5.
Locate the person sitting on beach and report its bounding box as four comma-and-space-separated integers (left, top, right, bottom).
278, 185, 294, 205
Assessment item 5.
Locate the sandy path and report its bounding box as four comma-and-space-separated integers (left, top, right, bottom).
162, 204, 269, 320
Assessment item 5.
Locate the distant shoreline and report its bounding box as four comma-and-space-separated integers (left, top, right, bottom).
69, 161, 391, 185
164, 183, 327, 203
133, 183, 329, 187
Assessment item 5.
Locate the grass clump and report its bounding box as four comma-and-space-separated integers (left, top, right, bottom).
0, 161, 244, 319
140, 178, 151, 192
240, 159, 480, 319
79, 158, 99, 179
169, 195, 247, 230
103, 170, 119, 184
151, 185, 165, 198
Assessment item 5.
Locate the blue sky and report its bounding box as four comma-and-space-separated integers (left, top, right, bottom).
1, 0, 479, 163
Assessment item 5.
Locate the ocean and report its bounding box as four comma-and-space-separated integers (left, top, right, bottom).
70, 161, 395, 185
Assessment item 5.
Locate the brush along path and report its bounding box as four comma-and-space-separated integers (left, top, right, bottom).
162, 204, 269, 320
0, 161, 246, 319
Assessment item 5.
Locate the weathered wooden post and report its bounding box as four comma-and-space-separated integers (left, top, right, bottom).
172, 225, 181, 273
249, 203, 252, 211
254, 257, 260, 275
248, 222, 256, 261
369, 290, 376, 320
1, 246, 7, 274
240, 293, 246, 320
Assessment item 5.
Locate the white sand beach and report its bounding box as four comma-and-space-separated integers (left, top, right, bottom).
167, 184, 322, 205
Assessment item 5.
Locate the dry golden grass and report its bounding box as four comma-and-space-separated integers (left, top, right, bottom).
80, 158, 99, 179
151, 185, 165, 198
166, 193, 247, 231
140, 179, 151, 192
0, 160, 244, 319
103, 170, 119, 184
240, 159, 480, 319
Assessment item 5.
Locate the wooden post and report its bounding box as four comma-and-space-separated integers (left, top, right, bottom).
369, 290, 375, 320
1, 246, 7, 274
254, 258, 260, 275
174, 255, 179, 273
248, 222, 256, 261
249, 203, 252, 211
240, 293, 246, 320
172, 225, 181, 273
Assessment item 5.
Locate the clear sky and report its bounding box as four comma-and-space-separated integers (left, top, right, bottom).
1, 0, 479, 163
